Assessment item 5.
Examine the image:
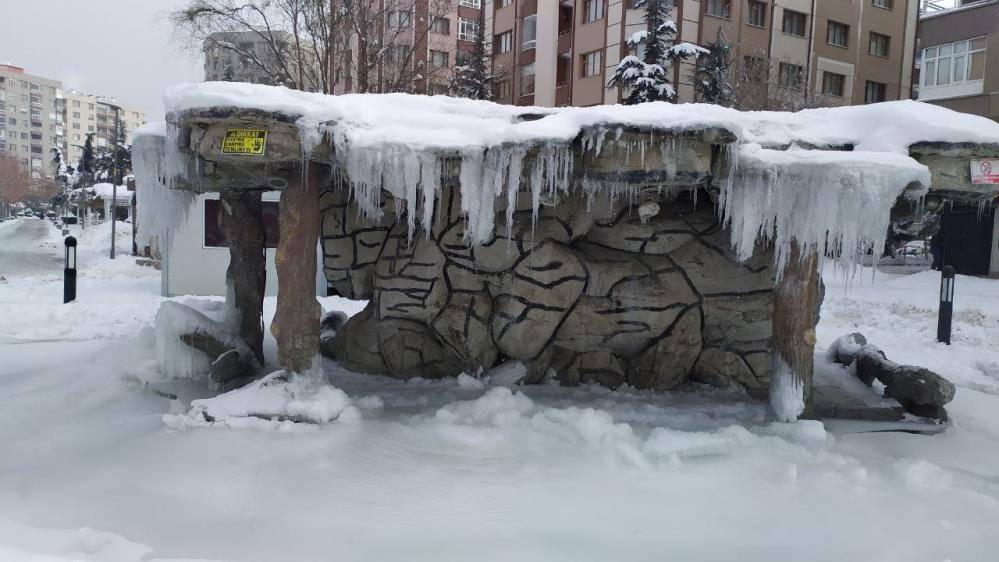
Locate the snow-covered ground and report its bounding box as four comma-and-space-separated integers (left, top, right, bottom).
1, 217, 998, 562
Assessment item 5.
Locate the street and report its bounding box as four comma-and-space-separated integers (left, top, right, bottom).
0, 218, 62, 277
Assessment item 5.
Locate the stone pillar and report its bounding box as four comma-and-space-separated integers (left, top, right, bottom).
271, 164, 324, 374
770, 243, 821, 422
219, 189, 267, 364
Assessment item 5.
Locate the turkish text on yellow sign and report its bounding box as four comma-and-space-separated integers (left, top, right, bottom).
221, 129, 268, 155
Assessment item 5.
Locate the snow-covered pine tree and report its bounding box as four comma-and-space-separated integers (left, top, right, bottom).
693, 27, 734, 106
607, 0, 707, 104
94, 121, 132, 183
450, 7, 494, 100
78, 133, 97, 186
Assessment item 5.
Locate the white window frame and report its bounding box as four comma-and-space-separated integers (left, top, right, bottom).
497, 31, 512, 54
458, 17, 479, 41
459, 0, 481, 7
522, 14, 537, 49
582, 51, 602, 77
921, 37, 986, 89
584, 0, 604, 22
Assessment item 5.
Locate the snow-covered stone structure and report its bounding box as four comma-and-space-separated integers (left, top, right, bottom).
134, 82, 999, 422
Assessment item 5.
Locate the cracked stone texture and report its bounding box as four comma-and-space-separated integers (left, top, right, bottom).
323, 185, 790, 391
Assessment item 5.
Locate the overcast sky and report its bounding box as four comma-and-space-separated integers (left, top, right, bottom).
0, 0, 203, 119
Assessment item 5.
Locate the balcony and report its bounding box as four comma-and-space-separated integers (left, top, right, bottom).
557, 29, 572, 54
555, 83, 571, 106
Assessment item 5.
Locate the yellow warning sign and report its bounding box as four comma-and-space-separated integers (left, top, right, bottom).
221, 129, 267, 155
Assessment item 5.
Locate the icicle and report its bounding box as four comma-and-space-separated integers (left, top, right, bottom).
505, 147, 525, 244
719, 145, 930, 280
418, 153, 441, 236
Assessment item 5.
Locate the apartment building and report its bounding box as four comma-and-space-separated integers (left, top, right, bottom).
330, 0, 482, 95
914, 0, 998, 122
204, 30, 297, 84
63, 90, 146, 168
485, 0, 919, 108
0, 64, 66, 178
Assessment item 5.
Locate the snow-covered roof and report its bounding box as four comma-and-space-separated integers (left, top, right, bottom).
144, 82, 999, 269
159, 82, 999, 154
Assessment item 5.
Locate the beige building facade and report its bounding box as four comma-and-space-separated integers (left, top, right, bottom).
0, 64, 146, 177
0, 64, 66, 178
914, 0, 998, 122
486, 0, 920, 108
64, 90, 146, 168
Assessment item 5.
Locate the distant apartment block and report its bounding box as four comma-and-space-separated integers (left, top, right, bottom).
484, 0, 919, 108
64, 90, 146, 169
915, 0, 997, 122
0, 64, 66, 178
203, 30, 297, 84
0, 63, 146, 177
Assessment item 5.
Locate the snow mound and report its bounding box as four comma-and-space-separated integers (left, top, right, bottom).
164, 371, 359, 430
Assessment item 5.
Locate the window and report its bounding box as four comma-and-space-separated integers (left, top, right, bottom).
581, 51, 602, 77
705, 0, 731, 18
778, 63, 803, 88
204, 199, 280, 249
72, 100, 80, 108
521, 63, 536, 95
495, 80, 511, 99
496, 31, 513, 54
827, 20, 849, 48
458, 17, 479, 41
869, 32, 890, 57
72, 111, 80, 118
822, 71, 845, 97
872, 0, 892, 8
522, 15, 537, 49
922, 38, 987, 88
747, 1, 767, 27
864, 81, 886, 103
387, 10, 411, 29
584, 0, 604, 22
498, 0, 513, 6
430, 17, 449, 34
429, 50, 448, 68
782, 10, 807, 37
459, 0, 480, 7
743, 56, 766, 83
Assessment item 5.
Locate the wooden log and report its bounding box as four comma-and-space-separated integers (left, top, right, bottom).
770, 243, 821, 422
270, 162, 324, 374
219, 189, 267, 364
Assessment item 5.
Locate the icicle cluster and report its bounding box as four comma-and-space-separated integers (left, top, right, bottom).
132, 129, 195, 254
720, 145, 930, 276
330, 135, 574, 246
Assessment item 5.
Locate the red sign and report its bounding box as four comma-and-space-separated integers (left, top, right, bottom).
972, 159, 999, 185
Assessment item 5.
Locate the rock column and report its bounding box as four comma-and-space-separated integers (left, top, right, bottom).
770, 243, 821, 422
219, 189, 267, 364
271, 164, 324, 374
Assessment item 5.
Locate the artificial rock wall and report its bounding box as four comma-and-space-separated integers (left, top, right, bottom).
320, 179, 777, 391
